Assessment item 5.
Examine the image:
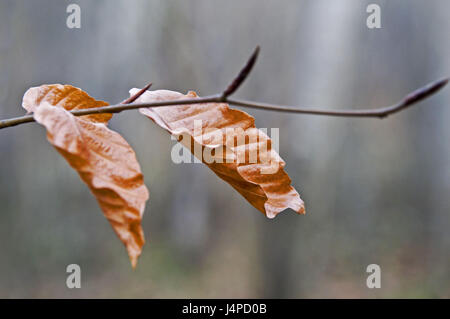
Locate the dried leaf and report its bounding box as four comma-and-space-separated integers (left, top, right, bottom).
132, 89, 305, 218
23, 85, 149, 267
23, 84, 111, 123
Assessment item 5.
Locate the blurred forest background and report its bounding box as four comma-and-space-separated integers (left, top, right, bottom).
0, 0, 449, 298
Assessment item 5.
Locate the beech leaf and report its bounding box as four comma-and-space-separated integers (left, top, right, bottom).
23, 85, 149, 267
132, 89, 305, 218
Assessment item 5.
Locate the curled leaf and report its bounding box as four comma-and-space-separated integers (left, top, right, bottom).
23, 85, 149, 267
23, 84, 111, 123
132, 89, 305, 218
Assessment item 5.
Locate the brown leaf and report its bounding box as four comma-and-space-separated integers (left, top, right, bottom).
23, 84, 111, 123
23, 85, 149, 267
132, 89, 305, 218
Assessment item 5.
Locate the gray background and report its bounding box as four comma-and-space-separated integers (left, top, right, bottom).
0, 0, 449, 298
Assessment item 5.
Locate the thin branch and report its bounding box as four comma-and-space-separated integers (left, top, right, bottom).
0, 83, 153, 129
0, 47, 448, 130
228, 77, 449, 118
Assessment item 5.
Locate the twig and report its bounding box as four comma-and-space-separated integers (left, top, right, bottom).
0, 47, 448, 130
